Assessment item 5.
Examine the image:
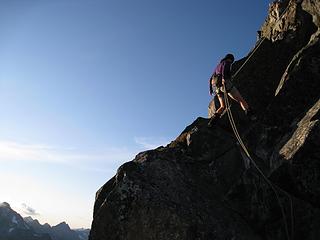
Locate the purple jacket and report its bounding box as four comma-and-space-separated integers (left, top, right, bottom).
213, 59, 232, 79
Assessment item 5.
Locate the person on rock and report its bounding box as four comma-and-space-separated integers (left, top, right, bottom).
208, 53, 255, 125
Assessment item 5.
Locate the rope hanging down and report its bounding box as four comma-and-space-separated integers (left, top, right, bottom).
219, 2, 295, 239
223, 88, 293, 240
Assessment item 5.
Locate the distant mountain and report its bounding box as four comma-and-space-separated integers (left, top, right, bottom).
24, 217, 89, 240
74, 229, 90, 240
0, 202, 51, 240
0, 202, 89, 240
52, 222, 79, 240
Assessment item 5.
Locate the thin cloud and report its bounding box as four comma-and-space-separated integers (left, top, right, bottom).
0, 140, 66, 163
134, 137, 170, 150
21, 203, 39, 216
0, 140, 136, 172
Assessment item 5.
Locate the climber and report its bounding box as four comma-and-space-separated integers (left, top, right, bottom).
208, 53, 255, 125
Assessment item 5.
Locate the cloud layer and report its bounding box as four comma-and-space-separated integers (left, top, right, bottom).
21, 203, 39, 216
134, 137, 170, 150
0, 140, 136, 172
0, 140, 66, 163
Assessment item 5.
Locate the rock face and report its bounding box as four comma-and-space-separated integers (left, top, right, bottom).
90, 0, 320, 239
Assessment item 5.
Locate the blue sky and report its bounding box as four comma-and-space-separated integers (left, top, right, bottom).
0, 0, 270, 228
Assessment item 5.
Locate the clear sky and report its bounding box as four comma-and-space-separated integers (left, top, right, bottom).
0, 0, 270, 229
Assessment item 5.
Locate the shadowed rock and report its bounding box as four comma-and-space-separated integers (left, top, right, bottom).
90, 0, 320, 239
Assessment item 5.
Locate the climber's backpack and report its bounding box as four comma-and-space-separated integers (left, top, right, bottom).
212, 74, 222, 88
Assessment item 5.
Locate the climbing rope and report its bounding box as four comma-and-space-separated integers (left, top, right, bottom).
223, 87, 292, 240
232, 37, 266, 80
232, 0, 292, 80
217, 2, 296, 239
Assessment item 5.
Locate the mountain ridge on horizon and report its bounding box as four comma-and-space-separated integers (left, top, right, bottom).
0, 202, 89, 240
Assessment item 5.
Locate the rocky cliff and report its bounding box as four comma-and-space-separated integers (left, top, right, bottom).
89, 0, 320, 239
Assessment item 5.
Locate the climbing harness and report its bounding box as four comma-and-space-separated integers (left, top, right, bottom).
219, 2, 295, 239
